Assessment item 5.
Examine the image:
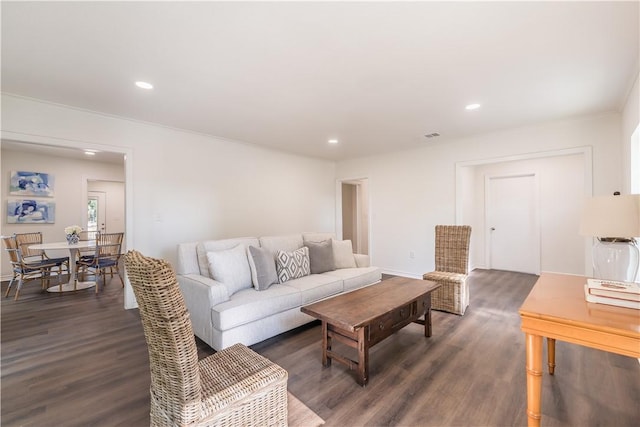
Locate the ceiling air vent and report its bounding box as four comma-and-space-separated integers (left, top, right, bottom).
424, 132, 440, 139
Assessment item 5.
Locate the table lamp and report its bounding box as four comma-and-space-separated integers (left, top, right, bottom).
579, 193, 640, 282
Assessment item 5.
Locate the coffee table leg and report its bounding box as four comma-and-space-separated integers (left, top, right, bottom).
322, 321, 331, 367
357, 326, 369, 386
425, 306, 432, 337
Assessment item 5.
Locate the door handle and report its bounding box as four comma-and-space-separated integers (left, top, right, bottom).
490, 227, 496, 231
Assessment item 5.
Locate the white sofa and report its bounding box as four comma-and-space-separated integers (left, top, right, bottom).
176, 233, 381, 351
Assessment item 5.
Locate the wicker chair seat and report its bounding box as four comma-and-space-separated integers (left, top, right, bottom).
198, 344, 288, 426
423, 271, 466, 284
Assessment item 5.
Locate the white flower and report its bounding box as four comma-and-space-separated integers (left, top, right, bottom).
64, 225, 83, 235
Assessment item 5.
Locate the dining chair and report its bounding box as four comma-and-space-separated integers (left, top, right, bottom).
76, 232, 124, 292
14, 232, 69, 279
2, 235, 61, 299
124, 250, 288, 426
77, 230, 98, 262
422, 225, 472, 315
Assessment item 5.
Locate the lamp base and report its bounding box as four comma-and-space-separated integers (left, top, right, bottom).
593, 238, 639, 282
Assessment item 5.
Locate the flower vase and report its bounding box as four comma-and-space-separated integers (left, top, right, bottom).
67, 234, 80, 245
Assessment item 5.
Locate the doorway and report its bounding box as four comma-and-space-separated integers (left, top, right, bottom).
340, 179, 370, 255
485, 173, 540, 274
87, 180, 126, 236
87, 191, 105, 233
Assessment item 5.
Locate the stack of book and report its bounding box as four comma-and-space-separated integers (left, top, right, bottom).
584, 278, 640, 310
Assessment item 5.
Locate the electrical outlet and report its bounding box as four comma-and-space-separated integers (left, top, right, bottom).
409, 251, 415, 259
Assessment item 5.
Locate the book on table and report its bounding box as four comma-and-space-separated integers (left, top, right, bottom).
586, 279, 640, 302
584, 279, 640, 310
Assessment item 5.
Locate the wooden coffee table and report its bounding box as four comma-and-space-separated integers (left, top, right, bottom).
301, 276, 441, 386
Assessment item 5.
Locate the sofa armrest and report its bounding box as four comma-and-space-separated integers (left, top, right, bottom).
177, 274, 229, 334
353, 253, 370, 268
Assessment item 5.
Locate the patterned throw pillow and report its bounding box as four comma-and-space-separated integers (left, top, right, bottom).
276, 247, 310, 283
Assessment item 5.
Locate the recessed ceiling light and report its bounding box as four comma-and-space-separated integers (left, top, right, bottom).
465, 103, 481, 110
84, 151, 96, 156
328, 139, 339, 144
135, 81, 153, 90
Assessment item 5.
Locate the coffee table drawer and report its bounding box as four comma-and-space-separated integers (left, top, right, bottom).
368, 299, 424, 344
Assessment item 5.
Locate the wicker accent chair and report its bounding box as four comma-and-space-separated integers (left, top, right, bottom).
124, 250, 288, 427
423, 225, 472, 315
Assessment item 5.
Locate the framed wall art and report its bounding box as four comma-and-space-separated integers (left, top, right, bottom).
9, 170, 55, 197
7, 199, 56, 224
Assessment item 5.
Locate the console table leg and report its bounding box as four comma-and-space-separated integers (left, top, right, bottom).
547, 338, 556, 375
525, 333, 543, 427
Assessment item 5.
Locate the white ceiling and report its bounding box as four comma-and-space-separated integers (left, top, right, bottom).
2, 1, 638, 161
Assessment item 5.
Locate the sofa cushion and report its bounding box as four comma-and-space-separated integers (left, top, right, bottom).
280, 274, 343, 305
323, 266, 381, 291
305, 239, 336, 274
212, 284, 301, 331
259, 234, 303, 259
247, 245, 278, 291
276, 247, 310, 283
206, 244, 252, 296
197, 237, 259, 278
333, 239, 357, 268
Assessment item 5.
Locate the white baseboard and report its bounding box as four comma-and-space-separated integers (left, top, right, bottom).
381, 269, 422, 279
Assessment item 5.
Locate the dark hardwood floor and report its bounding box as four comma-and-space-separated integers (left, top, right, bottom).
2, 269, 639, 426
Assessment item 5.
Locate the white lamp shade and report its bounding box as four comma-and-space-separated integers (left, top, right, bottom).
579, 194, 640, 238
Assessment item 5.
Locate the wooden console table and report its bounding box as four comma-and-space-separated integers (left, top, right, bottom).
301, 277, 441, 386
519, 273, 640, 427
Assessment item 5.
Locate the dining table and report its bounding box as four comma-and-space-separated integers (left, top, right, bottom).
28, 240, 97, 292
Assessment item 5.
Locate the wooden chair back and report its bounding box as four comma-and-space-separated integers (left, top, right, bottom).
14, 232, 45, 262
94, 232, 124, 261
2, 235, 20, 265
77, 230, 98, 260
78, 230, 98, 242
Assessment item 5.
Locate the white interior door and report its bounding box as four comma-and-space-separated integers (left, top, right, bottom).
88, 191, 106, 233
486, 174, 540, 274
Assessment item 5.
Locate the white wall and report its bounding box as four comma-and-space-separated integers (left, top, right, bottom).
1, 94, 337, 303
1, 149, 125, 274
336, 113, 622, 277
621, 71, 639, 194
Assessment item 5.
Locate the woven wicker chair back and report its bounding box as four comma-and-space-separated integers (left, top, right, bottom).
434, 225, 471, 275
124, 250, 202, 426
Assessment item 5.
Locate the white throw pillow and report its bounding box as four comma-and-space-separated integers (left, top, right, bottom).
333, 239, 357, 269
206, 244, 252, 296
